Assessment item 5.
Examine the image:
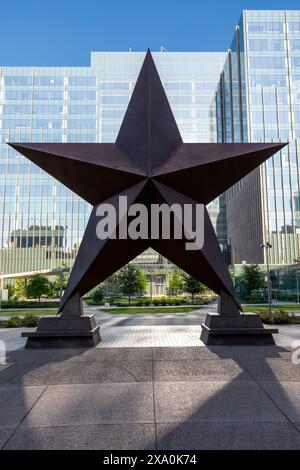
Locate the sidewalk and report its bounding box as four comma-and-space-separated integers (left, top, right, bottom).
1, 303, 299, 350
0, 303, 300, 449
1, 342, 300, 449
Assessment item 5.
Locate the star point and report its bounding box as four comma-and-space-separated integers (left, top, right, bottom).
10, 51, 287, 312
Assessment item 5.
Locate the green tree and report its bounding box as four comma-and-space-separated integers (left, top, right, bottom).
138, 270, 148, 296
26, 275, 50, 304
183, 275, 206, 303
103, 273, 122, 300
168, 268, 184, 296
12, 279, 27, 300
91, 285, 105, 304
119, 265, 147, 305
240, 264, 264, 300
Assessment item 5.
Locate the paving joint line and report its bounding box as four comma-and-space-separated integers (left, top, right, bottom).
151, 348, 158, 450
228, 346, 300, 437
1, 384, 49, 450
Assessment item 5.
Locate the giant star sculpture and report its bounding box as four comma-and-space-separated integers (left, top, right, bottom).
11, 51, 285, 319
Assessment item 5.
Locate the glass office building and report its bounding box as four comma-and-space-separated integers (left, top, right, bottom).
219, 10, 300, 265
3, 9, 300, 290
0, 51, 226, 286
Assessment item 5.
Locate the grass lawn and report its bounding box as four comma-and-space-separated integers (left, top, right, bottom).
101, 307, 198, 314
0, 309, 57, 317
243, 305, 300, 313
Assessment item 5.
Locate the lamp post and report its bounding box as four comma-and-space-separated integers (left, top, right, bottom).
261, 242, 272, 313
149, 273, 153, 303
293, 259, 300, 304
59, 269, 63, 303
0, 274, 2, 311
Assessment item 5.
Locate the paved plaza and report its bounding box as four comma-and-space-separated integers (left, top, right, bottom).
0, 305, 300, 450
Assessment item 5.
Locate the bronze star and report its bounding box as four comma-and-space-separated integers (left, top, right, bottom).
10, 51, 285, 313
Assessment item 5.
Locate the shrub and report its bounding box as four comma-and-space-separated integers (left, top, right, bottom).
7, 316, 23, 328
1, 300, 60, 309
84, 299, 97, 306
259, 310, 291, 324
22, 314, 39, 328
277, 294, 296, 302
11, 278, 26, 300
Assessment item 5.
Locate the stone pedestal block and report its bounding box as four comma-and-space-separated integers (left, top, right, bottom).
22, 315, 101, 348
200, 313, 278, 346
22, 293, 101, 348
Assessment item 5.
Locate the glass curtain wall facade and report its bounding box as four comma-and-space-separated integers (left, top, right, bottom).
219, 10, 300, 265
0, 52, 226, 284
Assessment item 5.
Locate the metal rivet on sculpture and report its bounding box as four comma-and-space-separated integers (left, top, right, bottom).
10, 50, 286, 348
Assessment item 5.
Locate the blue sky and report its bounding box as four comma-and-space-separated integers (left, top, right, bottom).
1, 0, 300, 66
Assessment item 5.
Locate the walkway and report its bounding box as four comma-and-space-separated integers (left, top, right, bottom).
0, 305, 300, 449
0, 303, 299, 350
1, 342, 300, 449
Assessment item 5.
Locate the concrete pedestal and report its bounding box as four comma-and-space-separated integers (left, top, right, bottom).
22, 293, 101, 348
200, 291, 278, 345
200, 313, 278, 346
22, 315, 101, 348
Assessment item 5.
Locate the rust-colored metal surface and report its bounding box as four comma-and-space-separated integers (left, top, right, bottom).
10, 50, 286, 313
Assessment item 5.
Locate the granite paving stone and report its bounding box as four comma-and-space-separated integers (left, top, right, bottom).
259, 381, 300, 422
21, 383, 154, 427
154, 381, 287, 423
0, 428, 17, 449
153, 359, 251, 382
156, 422, 300, 450
152, 346, 233, 361
1, 360, 152, 385
5, 423, 156, 450
0, 385, 46, 428
239, 358, 300, 382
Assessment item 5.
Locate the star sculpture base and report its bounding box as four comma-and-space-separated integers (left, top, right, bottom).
22, 294, 101, 349
200, 314, 278, 346
200, 292, 278, 346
